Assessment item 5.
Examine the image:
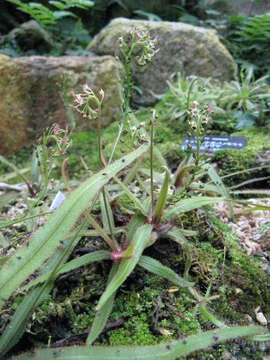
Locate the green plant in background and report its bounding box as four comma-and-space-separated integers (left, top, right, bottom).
8, 0, 94, 28
221, 66, 269, 112
5, 0, 94, 55
224, 12, 270, 78
163, 66, 270, 133
166, 72, 224, 125
220, 66, 270, 127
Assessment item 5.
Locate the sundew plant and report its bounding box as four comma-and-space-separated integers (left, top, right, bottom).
0, 28, 268, 359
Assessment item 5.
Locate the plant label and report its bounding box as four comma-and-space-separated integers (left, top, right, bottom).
181, 135, 246, 153
49, 191, 66, 211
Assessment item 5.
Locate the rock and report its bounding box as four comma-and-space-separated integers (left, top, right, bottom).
4, 20, 53, 53
262, 263, 270, 275
0, 55, 122, 155
88, 18, 236, 105
243, 314, 254, 325
255, 306, 268, 326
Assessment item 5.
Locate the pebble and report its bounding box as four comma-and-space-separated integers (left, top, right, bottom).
255, 307, 268, 326
262, 263, 270, 275
243, 314, 254, 324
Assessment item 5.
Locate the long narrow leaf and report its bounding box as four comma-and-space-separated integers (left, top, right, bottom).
0, 144, 149, 310
22, 250, 111, 291
13, 326, 264, 360
96, 224, 152, 310
139, 256, 193, 288
0, 225, 84, 358
164, 196, 223, 220
113, 176, 147, 216
204, 164, 234, 221
152, 167, 170, 224
86, 263, 118, 345
166, 227, 188, 246
100, 189, 115, 232
200, 305, 225, 328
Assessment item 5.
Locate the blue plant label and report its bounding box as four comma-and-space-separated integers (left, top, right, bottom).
181, 135, 246, 153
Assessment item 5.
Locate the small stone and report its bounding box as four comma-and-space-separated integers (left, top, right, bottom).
262, 263, 270, 275
235, 288, 243, 295
159, 328, 173, 336
255, 307, 268, 326
243, 314, 254, 324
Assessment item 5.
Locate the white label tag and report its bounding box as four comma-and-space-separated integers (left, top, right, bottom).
49, 191, 66, 212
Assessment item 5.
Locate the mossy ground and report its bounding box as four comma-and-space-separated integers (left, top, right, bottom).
3, 206, 269, 359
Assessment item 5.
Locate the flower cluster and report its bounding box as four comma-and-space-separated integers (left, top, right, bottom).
187, 101, 212, 132
119, 27, 158, 66
72, 85, 104, 120
49, 123, 72, 156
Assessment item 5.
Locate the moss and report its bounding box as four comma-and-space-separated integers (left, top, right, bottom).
212, 127, 270, 186
107, 315, 158, 346
68, 131, 99, 176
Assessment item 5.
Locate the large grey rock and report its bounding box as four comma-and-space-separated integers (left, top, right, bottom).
0, 55, 122, 155
3, 20, 53, 53
88, 18, 237, 105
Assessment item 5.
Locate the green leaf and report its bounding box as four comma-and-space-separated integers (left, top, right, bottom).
126, 214, 146, 243
84, 212, 116, 250
13, 326, 264, 359
100, 189, 115, 233
113, 176, 147, 216
253, 333, 270, 342
164, 196, 223, 220
200, 305, 225, 328
22, 250, 111, 291
232, 110, 254, 130
0, 145, 149, 310
166, 227, 193, 279
133, 10, 162, 21
203, 164, 235, 221
139, 256, 193, 288
166, 227, 188, 246
96, 224, 152, 310
0, 233, 9, 249
152, 167, 170, 224
53, 10, 76, 19
0, 226, 84, 358
86, 263, 118, 345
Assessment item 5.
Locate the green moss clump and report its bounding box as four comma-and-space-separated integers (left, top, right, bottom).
68, 131, 99, 176
107, 315, 158, 346
212, 127, 270, 186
